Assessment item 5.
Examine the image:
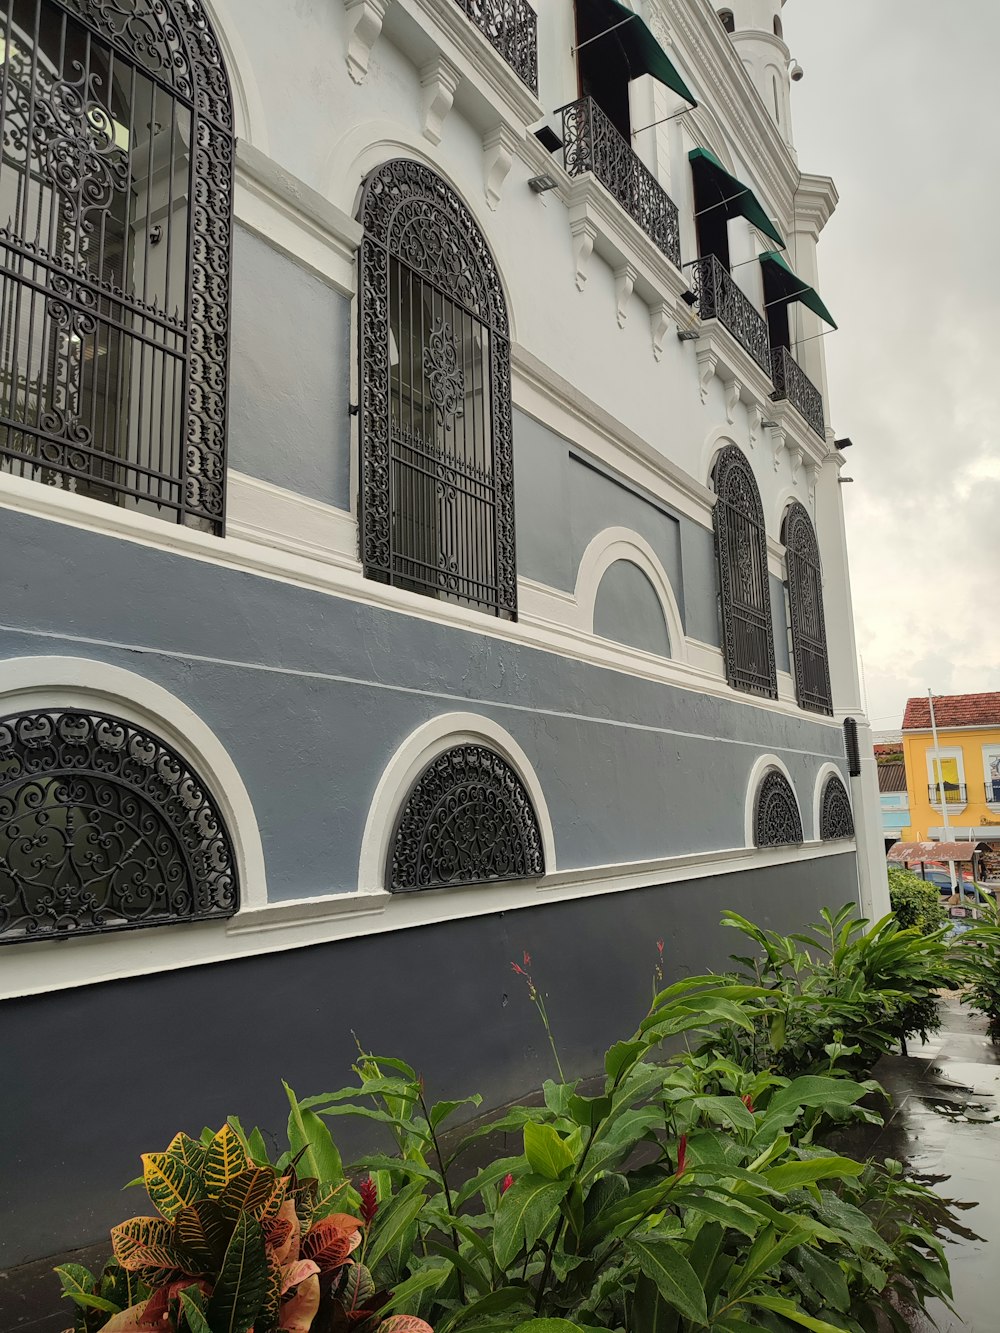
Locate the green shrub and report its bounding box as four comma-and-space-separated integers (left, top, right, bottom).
956, 896, 1000, 1041
888, 867, 948, 934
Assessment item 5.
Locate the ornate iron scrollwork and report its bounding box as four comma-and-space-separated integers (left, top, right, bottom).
713, 445, 777, 699
770, 346, 825, 440
691, 255, 770, 371
819, 773, 854, 841
0, 0, 234, 531
782, 501, 832, 716
0, 708, 238, 943
560, 96, 681, 270
753, 769, 803, 848
358, 159, 517, 618
389, 743, 545, 892
454, 0, 538, 94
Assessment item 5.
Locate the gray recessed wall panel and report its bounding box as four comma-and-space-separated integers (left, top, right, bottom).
0, 512, 849, 901
228, 225, 351, 509
593, 559, 671, 657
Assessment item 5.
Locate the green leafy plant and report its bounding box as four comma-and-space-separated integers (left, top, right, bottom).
957, 895, 1000, 1041
888, 867, 948, 934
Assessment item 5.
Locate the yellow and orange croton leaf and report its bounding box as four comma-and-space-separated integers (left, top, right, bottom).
202, 1124, 249, 1197
94, 1302, 164, 1332
258, 1255, 284, 1333
277, 1270, 320, 1333
141, 1152, 205, 1221
164, 1132, 207, 1172
173, 1200, 231, 1273
217, 1167, 279, 1221
300, 1216, 362, 1274
268, 1198, 301, 1267
110, 1218, 183, 1274
377, 1319, 435, 1333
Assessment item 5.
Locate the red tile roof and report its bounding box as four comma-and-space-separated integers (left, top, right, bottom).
874, 742, 903, 758
878, 762, 907, 793
903, 692, 1000, 730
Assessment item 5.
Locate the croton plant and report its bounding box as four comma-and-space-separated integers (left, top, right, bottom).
57, 1123, 430, 1333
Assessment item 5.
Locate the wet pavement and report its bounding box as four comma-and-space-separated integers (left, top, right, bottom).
837, 994, 1000, 1332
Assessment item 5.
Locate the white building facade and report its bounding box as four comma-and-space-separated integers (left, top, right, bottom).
0, 0, 887, 1270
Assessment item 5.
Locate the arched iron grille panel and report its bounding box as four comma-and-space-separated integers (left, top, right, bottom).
753, 769, 803, 847
713, 445, 777, 698
782, 501, 832, 715
0, 707, 238, 943
358, 159, 516, 618
389, 743, 544, 891
0, 0, 234, 531
819, 773, 854, 841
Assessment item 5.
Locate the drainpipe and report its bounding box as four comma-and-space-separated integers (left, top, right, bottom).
928, 689, 958, 896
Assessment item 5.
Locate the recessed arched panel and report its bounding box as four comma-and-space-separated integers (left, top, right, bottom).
819, 773, 855, 841
389, 744, 544, 892
782, 501, 832, 715
713, 446, 777, 699
594, 559, 672, 658
0, 0, 235, 530
357, 159, 515, 618
753, 769, 803, 847
0, 707, 238, 943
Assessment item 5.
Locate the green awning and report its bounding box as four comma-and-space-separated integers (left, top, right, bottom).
689, 146, 784, 249
578, 0, 697, 106
759, 251, 837, 328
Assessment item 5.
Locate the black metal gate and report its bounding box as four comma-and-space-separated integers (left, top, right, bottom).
713, 444, 777, 698
782, 500, 832, 714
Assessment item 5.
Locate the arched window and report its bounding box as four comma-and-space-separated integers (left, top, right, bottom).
819, 773, 854, 840
718, 9, 735, 33
358, 160, 516, 619
753, 769, 803, 847
713, 446, 777, 698
0, 708, 238, 943
0, 0, 234, 532
782, 501, 832, 714
773, 14, 783, 38
389, 743, 544, 891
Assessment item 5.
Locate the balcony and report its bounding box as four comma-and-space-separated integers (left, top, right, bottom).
986, 782, 1000, 804
770, 345, 825, 440
559, 96, 681, 270
928, 783, 967, 805
453, 0, 538, 93
690, 254, 770, 373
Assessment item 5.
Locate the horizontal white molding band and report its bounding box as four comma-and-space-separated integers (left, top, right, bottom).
0, 840, 856, 1001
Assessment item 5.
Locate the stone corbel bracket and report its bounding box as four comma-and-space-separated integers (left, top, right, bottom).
696, 345, 718, 403
724, 377, 742, 425
420, 55, 461, 145
748, 402, 764, 449
769, 423, 787, 472
483, 124, 520, 211
344, 0, 390, 84
614, 263, 638, 328
568, 215, 598, 292
650, 302, 672, 361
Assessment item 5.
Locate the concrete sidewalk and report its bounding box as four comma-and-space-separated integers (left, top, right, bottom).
844, 994, 1000, 1331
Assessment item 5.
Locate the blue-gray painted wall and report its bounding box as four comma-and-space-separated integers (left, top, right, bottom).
594, 559, 671, 657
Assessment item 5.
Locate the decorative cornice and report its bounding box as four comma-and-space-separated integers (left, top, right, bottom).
793, 173, 839, 238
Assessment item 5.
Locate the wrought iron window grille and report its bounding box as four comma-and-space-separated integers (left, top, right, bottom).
843, 717, 861, 777
781, 501, 833, 716
558, 95, 682, 271
691, 254, 770, 372
712, 445, 778, 700
452, 0, 538, 94
0, 707, 238, 944
389, 743, 545, 892
753, 769, 803, 848
819, 773, 854, 841
0, 0, 235, 532
770, 345, 825, 440
357, 159, 517, 619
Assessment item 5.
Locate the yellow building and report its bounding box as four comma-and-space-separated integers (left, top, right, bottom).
902, 693, 1000, 842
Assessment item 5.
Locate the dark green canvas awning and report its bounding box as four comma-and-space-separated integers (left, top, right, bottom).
578, 0, 697, 106
759, 251, 837, 328
689, 146, 784, 249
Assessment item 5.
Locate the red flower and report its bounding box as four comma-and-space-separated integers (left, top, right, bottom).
523, 950, 532, 968
500, 1173, 515, 1194
742, 1093, 755, 1113
656, 939, 664, 957
675, 1134, 688, 1178
359, 1175, 378, 1226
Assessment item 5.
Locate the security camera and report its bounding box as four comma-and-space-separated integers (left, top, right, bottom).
789, 61, 804, 81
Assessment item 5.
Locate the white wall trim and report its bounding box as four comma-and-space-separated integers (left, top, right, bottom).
743, 751, 800, 849
358, 711, 557, 892
812, 761, 852, 843
574, 527, 687, 664
0, 657, 268, 908
0, 838, 856, 1001
203, 0, 270, 152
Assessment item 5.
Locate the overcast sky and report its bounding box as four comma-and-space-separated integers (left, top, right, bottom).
785, 1, 1000, 731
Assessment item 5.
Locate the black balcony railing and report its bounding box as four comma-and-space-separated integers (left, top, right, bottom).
559, 96, 681, 270
454, 0, 538, 93
986, 782, 1000, 804
690, 254, 770, 371
770, 345, 825, 440
928, 783, 967, 805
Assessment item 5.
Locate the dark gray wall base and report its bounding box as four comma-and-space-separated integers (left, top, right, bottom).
0, 853, 858, 1278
